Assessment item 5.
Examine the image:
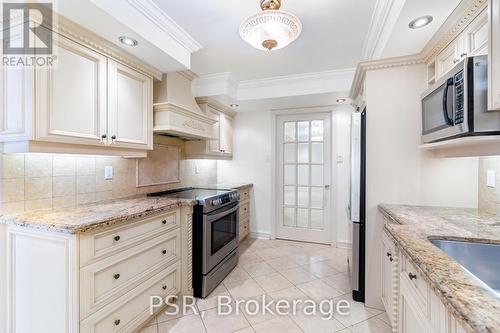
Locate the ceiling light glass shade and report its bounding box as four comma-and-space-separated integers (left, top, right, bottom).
239, 10, 302, 51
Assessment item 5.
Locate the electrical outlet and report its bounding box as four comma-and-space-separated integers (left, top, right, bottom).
487, 170, 496, 188
105, 166, 113, 180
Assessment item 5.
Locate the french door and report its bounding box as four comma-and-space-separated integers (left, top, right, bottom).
276, 113, 332, 244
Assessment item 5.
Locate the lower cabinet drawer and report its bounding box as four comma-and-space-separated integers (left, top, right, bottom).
401, 254, 428, 313
80, 262, 181, 333
239, 201, 250, 220
239, 218, 249, 241
80, 209, 180, 267
80, 228, 181, 318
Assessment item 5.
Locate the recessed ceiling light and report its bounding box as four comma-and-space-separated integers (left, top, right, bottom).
230, 104, 239, 108
336, 98, 346, 103
409, 15, 433, 29
119, 36, 138, 47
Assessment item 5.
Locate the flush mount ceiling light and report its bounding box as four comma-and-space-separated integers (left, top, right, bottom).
239, 0, 302, 51
230, 104, 239, 108
408, 15, 433, 29
336, 98, 347, 103
118, 36, 138, 47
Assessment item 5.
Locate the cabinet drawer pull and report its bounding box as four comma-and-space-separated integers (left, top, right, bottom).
162, 220, 167, 225
389, 256, 393, 262
408, 272, 417, 280
114, 273, 120, 280
162, 285, 167, 290
460, 52, 467, 58
162, 250, 167, 255
114, 235, 120, 242
114, 319, 121, 326
386, 252, 391, 257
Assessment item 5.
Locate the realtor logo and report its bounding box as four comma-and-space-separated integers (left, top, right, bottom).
2, 2, 54, 67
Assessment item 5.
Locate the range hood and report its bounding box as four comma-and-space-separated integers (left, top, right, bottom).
153, 71, 217, 140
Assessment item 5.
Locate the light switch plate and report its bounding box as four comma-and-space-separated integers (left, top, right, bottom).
105, 166, 113, 180
487, 170, 496, 187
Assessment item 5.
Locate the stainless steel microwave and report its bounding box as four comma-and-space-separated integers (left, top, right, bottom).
421, 55, 500, 143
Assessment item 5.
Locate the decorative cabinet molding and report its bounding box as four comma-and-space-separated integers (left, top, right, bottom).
0, 15, 154, 157
489, 0, 500, 110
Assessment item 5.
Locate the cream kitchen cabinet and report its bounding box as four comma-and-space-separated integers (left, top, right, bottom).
107, 59, 153, 150
435, 35, 464, 79
238, 186, 252, 241
381, 230, 398, 332
185, 98, 235, 159
0, 206, 193, 333
489, 0, 500, 110
0, 17, 155, 156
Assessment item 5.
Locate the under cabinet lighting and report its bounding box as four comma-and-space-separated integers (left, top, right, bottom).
409, 15, 433, 29
119, 36, 138, 47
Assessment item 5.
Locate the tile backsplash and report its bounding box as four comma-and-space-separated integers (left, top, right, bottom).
478, 156, 500, 214
0, 149, 217, 214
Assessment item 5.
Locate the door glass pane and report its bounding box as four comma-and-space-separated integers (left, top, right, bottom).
310, 210, 323, 229
311, 143, 323, 163
284, 207, 296, 227
298, 165, 309, 185
311, 120, 324, 141
284, 186, 296, 205
298, 143, 309, 163
284, 165, 296, 185
284, 122, 296, 142
297, 208, 309, 228
311, 165, 323, 186
298, 121, 309, 141
310, 187, 323, 208
284, 143, 296, 163
297, 186, 309, 206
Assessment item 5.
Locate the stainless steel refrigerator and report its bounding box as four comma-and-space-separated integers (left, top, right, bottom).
348, 108, 366, 302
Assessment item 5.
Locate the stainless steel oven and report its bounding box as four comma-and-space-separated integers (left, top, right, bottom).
203, 202, 239, 274
421, 55, 500, 143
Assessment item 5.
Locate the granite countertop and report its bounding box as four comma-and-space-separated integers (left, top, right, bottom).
0, 196, 196, 234
197, 183, 253, 190
379, 204, 500, 333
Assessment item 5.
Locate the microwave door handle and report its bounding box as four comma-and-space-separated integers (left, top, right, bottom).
442, 78, 454, 126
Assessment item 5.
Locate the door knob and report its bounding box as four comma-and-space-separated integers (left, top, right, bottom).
324, 185, 330, 189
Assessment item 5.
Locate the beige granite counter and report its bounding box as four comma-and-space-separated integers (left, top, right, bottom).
197, 183, 253, 190
379, 204, 500, 333
0, 196, 195, 234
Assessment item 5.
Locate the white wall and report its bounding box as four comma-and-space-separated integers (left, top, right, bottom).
364, 64, 479, 309
218, 110, 273, 237
218, 106, 355, 245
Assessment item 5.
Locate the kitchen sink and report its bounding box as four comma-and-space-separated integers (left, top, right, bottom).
430, 239, 500, 294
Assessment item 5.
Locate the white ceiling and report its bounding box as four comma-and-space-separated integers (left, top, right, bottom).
381, 0, 461, 58
152, 0, 377, 81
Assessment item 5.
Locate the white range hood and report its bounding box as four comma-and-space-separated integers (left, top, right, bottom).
153, 72, 217, 140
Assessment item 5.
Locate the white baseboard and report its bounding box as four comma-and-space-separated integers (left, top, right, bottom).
249, 231, 271, 239
336, 239, 352, 249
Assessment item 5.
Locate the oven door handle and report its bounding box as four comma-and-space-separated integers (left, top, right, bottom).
206, 203, 239, 223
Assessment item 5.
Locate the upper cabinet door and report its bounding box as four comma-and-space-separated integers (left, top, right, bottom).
107, 60, 153, 150
464, 9, 488, 56
219, 114, 233, 154
435, 35, 464, 79
35, 34, 107, 146
489, 0, 500, 110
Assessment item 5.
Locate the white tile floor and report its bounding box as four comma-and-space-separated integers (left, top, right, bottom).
140, 238, 391, 333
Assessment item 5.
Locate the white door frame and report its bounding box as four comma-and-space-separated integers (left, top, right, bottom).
270, 106, 338, 245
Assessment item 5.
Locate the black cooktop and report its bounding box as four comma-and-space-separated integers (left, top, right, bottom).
148, 187, 231, 200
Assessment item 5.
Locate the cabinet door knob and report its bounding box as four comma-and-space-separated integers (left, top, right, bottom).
460, 52, 467, 58
453, 59, 460, 64
162, 250, 167, 255
162, 220, 167, 225
162, 285, 167, 290
408, 272, 417, 280
101, 134, 107, 138
114, 235, 120, 242
111, 135, 116, 140
389, 257, 393, 262
386, 252, 392, 257
114, 319, 121, 326
114, 273, 120, 280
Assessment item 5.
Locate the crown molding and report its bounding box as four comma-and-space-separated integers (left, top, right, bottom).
349, 54, 425, 99
126, 0, 202, 53
361, 0, 406, 60
421, 0, 487, 62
